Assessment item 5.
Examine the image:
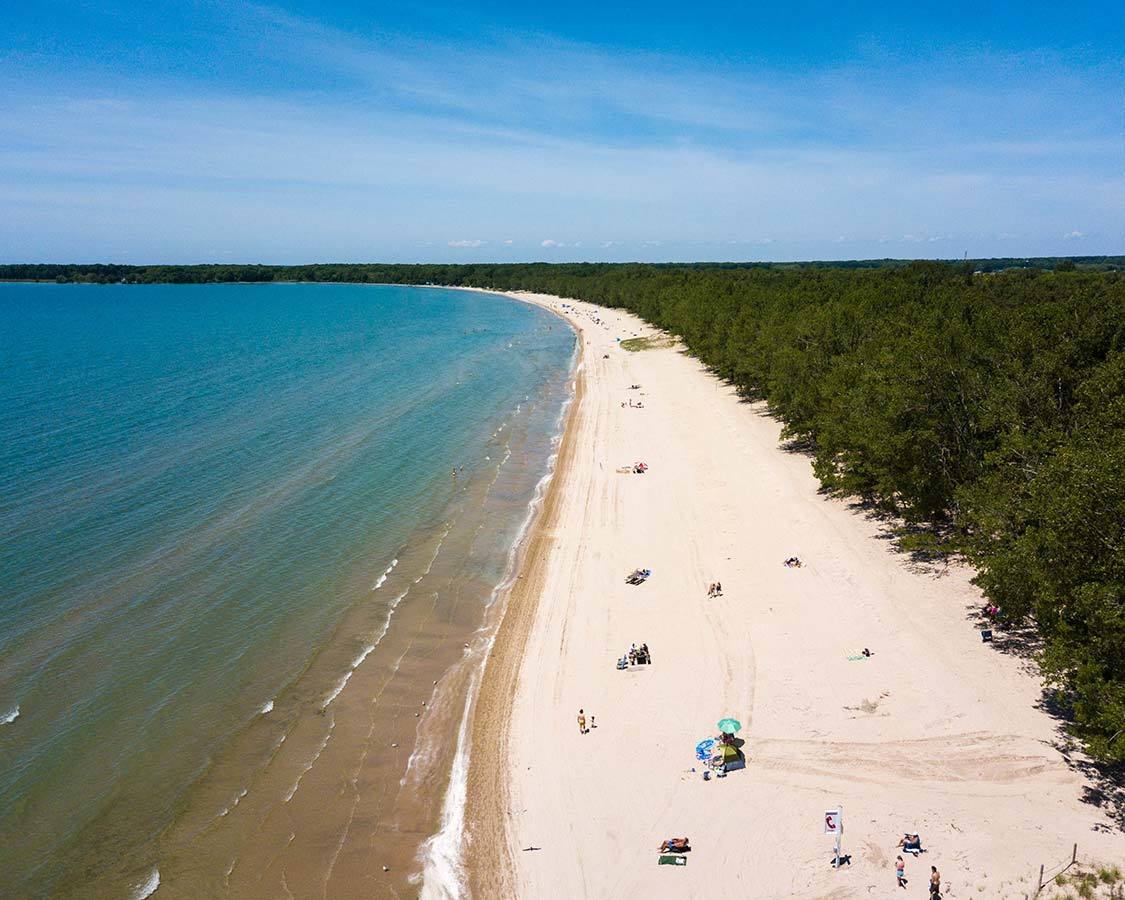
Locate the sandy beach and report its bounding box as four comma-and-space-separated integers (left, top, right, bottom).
459, 291, 1125, 899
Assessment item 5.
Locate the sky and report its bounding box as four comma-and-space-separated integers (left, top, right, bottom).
1, 1, 1123, 263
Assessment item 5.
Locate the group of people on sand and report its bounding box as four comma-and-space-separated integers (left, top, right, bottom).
783, 556, 802, 568
706, 582, 723, 597
895, 831, 941, 896
621, 398, 645, 408
896, 859, 941, 897
623, 643, 650, 666
576, 708, 596, 734
658, 837, 690, 853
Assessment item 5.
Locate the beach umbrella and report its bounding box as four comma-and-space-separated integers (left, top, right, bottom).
717, 718, 742, 734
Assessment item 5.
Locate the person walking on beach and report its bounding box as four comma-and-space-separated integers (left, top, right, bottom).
896, 856, 907, 889
929, 865, 941, 898
577, 709, 587, 734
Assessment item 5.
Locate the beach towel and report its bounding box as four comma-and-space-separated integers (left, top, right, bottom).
845, 648, 867, 661
658, 854, 687, 866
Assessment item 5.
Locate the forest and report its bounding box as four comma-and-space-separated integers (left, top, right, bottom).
4, 259, 1123, 761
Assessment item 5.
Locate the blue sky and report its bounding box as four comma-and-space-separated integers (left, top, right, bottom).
2, 1, 1122, 263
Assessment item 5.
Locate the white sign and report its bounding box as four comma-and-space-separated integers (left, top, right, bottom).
824, 810, 842, 835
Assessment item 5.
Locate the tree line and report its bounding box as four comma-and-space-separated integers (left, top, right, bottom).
0, 255, 1121, 285
4, 259, 1123, 760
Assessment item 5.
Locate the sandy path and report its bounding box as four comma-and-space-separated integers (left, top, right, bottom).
464, 292, 1124, 899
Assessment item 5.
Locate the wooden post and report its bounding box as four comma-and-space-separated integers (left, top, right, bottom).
1072, 843, 1077, 865
1039, 864, 1045, 892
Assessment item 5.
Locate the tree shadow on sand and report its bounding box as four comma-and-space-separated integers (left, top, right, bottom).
1037, 692, 1125, 833
689, 364, 1125, 833
839, 497, 958, 577
963, 598, 1125, 831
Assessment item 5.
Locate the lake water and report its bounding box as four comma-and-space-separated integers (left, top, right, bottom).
0, 282, 575, 897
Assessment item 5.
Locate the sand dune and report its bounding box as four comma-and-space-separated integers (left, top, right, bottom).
462, 292, 1124, 899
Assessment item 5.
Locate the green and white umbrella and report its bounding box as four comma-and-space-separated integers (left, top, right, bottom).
717, 718, 742, 734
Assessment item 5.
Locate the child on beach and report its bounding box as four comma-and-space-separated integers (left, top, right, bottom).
577, 709, 587, 734
896, 856, 907, 888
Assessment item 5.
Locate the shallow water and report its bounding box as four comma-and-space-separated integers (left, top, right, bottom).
0, 282, 574, 897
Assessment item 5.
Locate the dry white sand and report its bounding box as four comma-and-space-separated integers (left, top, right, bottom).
463, 292, 1124, 899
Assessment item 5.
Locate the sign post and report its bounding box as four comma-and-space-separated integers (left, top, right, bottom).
824, 807, 844, 868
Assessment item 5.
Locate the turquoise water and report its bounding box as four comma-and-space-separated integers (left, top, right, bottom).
0, 283, 574, 896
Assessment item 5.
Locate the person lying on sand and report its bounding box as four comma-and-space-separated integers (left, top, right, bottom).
658, 837, 690, 852
896, 832, 924, 854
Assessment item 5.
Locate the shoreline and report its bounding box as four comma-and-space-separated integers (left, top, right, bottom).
419, 288, 585, 898
148, 285, 580, 900
0, 281, 578, 899
453, 291, 1125, 898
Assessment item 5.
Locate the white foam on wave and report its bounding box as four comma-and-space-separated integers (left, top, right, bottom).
219, 787, 249, 818
351, 643, 376, 669
414, 524, 452, 585
284, 725, 334, 803
321, 590, 408, 711
420, 332, 577, 897
417, 662, 479, 899
131, 867, 160, 899
372, 558, 399, 591
321, 670, 353, 711
0, 706, 19, 726
259, 699, 274, 715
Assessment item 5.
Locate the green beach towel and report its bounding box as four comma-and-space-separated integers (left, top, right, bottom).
658, 854, 687, 866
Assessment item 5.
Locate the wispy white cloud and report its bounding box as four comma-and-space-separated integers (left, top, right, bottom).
1, 1, 1123, 261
